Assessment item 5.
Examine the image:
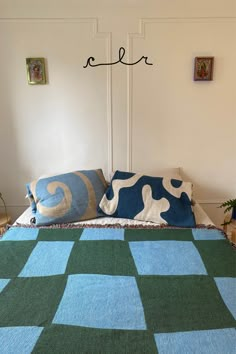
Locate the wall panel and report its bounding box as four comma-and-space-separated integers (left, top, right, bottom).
0, 19, 112, 219
0, 1, 235, 227
128, 19, 236, 206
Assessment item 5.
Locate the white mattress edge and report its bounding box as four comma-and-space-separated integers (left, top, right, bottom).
14, 202, 214, 227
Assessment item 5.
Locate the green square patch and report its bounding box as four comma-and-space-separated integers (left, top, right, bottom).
194, 240, 236, 277
33, 325, 157, 354
66, 241, 137, 275
37, 228, 83, 241
0, 241, 36, 278
137, 275, 236, 333
0, 275, 67, 326
125, 228, 193, 241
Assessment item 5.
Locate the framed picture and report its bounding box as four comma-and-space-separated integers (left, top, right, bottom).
26, 58, 46, 85
194, 57, 214, 81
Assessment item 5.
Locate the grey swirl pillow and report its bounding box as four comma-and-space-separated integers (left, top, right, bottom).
26, 169, 108, 226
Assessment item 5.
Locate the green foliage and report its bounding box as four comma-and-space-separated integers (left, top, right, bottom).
219, 199, 236, 214
219, 198, 236, 225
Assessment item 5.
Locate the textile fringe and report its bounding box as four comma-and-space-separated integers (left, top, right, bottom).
13, 221, 220, 231
4, 221, 235, 248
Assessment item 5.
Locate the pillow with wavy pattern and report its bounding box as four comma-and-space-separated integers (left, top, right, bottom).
99, 170, 195, 227
26, 169, 108, 226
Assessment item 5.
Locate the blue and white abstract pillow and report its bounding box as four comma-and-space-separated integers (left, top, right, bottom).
26, 169, 108, 226
99, 170, 196, 227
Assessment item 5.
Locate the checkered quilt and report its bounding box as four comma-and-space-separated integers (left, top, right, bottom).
0, 226, 235, 354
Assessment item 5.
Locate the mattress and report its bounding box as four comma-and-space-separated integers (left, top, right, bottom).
15, 201, 214, 227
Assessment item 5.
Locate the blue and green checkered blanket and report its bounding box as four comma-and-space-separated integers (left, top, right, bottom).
0, 226, 235, 353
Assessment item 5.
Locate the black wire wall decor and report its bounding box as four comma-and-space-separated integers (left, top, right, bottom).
83, 47, 153, 68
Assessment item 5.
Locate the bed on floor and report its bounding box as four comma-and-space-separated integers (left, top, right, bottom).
0, 168, 235, 354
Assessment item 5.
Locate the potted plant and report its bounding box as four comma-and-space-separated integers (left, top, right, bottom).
219, 198, 236, 225
0, 192, 8, 218
0, 192, 10, 235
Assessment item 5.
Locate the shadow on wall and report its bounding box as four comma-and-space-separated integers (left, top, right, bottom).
179, 168, 226, 227
179, 168, 228, 200
0, 91, 31, 222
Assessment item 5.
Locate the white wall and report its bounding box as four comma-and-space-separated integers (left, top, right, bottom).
0, 0, 235, 226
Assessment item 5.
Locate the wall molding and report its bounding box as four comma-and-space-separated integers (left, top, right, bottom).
0, 205, 28, 209
126, 17, 236, 172
0, 17, 113, 178
197, 200, 225, 205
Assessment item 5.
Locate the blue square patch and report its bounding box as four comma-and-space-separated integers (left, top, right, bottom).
80, 228, 124, 240
53, 274, 146, 330
129, 241, 207, 275
1, 227, 39, 241
0, 326, 43, 354
192, 229, 224, 240
214, 277, 236, 320
19, 241, 74, 277
154, 328, 236, 354
0, 279, 10, 293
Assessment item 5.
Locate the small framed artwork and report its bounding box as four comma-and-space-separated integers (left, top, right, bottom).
26, 57, 46, 85
194, 57, 214, 81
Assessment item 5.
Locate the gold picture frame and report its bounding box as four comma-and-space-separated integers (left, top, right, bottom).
26, 57, 46, 85
194, 57, 214, 81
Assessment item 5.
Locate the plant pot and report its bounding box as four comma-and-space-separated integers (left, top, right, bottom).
232, 206, 236, 220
